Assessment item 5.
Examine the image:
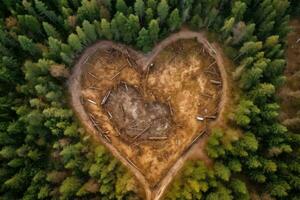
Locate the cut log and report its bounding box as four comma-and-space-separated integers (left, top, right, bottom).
87, 99, 97, 105
210, 80, 222, 85
101, 90, 111, 105
88, 72, 101, 81
132, 125, 151, 141
196, 116, 205, 121
107, 111, 113, 119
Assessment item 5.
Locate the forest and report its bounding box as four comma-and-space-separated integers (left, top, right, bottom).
0, 0, 300, 199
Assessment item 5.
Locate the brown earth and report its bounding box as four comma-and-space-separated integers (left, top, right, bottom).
68, 30, 230, 200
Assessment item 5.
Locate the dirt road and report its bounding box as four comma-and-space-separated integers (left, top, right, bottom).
68, 29, 230, 200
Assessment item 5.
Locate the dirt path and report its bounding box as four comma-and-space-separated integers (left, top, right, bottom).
68, 29, 230, 200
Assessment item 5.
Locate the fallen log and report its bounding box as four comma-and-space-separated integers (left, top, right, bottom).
210, 80, 222, 85
87, 99, 97, 105
101, 90, 111, 105
196, 116, 205, 121
148, 136, 168, 140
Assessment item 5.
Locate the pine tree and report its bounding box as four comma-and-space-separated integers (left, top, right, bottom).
34, 0, 62, 25
167, 8, 181, 31
116, 0, 128, 14
134, 0, 145, 19
18, 35, 41, 57
231, 1, 247, 21
181, 0, 194, 22
111, 12, 127, 41
100, 19, 113, 40
157, 0, 169, 24
42, 22, 61, 39
145, 8, 154, 24
239, 41, 263, 55
77, 0, 100, 23
59, 176, 82, 199
221, 17, 235, 39
124, 14, 140, 44
148, 19, 159, 43
67, 33, 82, 52
147, 0, 157, 10
82, 20, 97, 43
46, 37, 63, 61
76, 26, 88, 46
17, 15, 42, 37
137, 28, 152, 52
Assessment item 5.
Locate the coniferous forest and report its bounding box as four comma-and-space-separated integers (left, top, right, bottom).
0, 0, 300, 200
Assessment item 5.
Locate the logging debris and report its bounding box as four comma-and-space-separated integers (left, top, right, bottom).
87, 99, 97, 105
101, 90, 111, 105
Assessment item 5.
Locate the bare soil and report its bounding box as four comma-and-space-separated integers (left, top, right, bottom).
68, 30, 230, 200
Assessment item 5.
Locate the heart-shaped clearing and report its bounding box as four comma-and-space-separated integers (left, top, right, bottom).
69, 30, 228, 200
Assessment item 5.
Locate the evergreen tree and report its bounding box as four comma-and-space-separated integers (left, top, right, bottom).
137, 28, 152, 52
42, 22, 61, 39
221, 17, 235, 39
77, 0, 100, 23
231, 1, 247, 21
134, 0, 145, 19
116, 0, 128, 14
100, 19, 113, 40
148, 19, 159, 43
82, 20, 97, 43
147, 0, 157, 11
17, 35, 41, 57
145, 8, 154, 24
157, 0, 169, 24
124, 14, 140, 44
67, 33, 82, 52
17, 15, 42, 37
167, 8, 181, 31
34, 0, 63, 26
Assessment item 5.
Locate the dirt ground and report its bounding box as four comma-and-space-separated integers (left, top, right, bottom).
80, 39, 221, 186
68, 30, 230, 200
278, 19, 300, 121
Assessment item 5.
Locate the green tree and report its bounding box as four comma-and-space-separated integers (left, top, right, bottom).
147, 0, 157, 10
82, 20, 97, 43
34, 0, 62, 25
137, 28, 152, 52
67, 33, 82, 52
77, 0, 100, 23
157, 0, 169, 24
42, 22, 61, 39
100, 18, 113, 40
134, 0, 145, 19
76, 26, 88, 45
116, 0, 128, 14
18, 35, 41, 57
145, 8, 154, 24
232, 1, 247, 21
240, 41, 263, 55
124, 14, 140, 44
167, 8, 181, 31
17, 15, 42, 36
214, 162, 231, 181
221, 17, 235, 39
59, 176, 82, 199
111, 12, 127, 41
148, 19, 159, 43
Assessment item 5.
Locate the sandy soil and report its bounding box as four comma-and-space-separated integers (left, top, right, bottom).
68, 30, 230, 200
